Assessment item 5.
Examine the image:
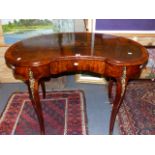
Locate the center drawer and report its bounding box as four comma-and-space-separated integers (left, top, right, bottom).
50, 59, 105, 75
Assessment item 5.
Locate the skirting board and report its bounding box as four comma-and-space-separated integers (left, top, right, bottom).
75, 74, 107, 85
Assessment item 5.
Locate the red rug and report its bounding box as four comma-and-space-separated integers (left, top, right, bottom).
0, 90, 87, 135
118, 81, 155, 135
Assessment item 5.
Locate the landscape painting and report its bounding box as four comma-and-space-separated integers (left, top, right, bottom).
1, 19, 57, 44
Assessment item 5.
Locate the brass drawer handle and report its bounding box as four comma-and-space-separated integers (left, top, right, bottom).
73, 62, 79, 66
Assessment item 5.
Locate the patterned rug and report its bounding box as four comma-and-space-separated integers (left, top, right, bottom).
118, 80, 155, 135
0, 90, 87, 135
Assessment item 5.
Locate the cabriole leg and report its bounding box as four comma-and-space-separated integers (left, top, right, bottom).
40, 80, 46, 99
108, 78, 114, 102
109, 67, 128, 135
27, 69, 45, 135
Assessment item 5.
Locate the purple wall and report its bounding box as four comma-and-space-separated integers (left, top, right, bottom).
96, 19, 155, 31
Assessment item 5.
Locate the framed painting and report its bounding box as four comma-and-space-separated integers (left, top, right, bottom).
94, 19, 155, 46
1, 19, 63, 45
1, 19, 90, 45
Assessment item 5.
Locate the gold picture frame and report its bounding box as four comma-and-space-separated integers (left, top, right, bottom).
75, 74, 107, 84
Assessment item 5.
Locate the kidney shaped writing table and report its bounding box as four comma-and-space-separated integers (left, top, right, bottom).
5, 32, 148, 134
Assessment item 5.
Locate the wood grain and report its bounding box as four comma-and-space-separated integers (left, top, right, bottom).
5, 32, 149, 134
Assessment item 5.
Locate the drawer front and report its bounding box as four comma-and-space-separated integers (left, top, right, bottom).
13, 65, 51, 80
50, 59, 105, 75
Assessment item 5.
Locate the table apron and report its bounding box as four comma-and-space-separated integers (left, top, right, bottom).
104, 63, 141, 78
12, 60, 141, 81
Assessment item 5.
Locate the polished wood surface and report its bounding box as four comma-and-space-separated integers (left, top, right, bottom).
5, 32, 149, 134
